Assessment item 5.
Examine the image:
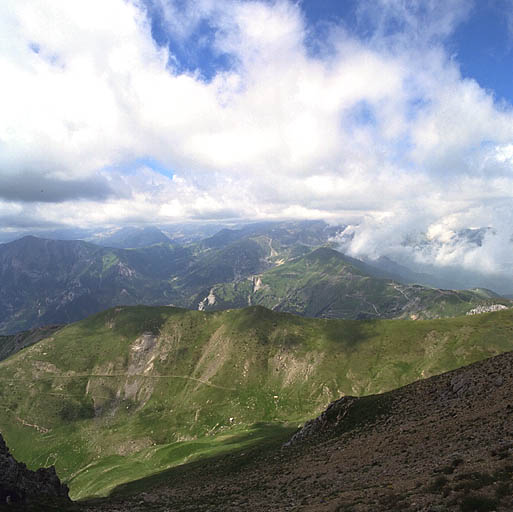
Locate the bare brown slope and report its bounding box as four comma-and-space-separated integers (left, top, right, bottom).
80, 350, 513, 512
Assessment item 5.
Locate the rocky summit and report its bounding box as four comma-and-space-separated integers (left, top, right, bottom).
78, 348, 513, 511
0, 433, 69, 508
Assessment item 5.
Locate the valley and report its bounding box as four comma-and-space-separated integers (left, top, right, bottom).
1, 305, 513, 503
78, 345, 513, 512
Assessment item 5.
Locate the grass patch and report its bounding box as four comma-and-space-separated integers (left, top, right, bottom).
79, 422, 296, 501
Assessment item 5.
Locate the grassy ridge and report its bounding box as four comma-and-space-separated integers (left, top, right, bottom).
201, 247, 510, 319
1, 305, 513, 499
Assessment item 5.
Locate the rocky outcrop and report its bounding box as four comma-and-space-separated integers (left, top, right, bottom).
0, 433, 69, 505
283, 396, 358, 447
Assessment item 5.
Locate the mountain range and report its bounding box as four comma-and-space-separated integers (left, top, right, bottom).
0, 220, 510, 334
0, 235, 190, 333
196, 246, 504, 319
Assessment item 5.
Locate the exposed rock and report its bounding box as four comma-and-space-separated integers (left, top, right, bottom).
252, 275, 263, 292
198, 288, 216, 311
467, 303, 508, 315
0, 433, 69, 505
283, 396, 358, 447
450, 374, 471, 396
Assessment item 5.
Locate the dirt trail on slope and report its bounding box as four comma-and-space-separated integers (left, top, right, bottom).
0, 373, 235, 391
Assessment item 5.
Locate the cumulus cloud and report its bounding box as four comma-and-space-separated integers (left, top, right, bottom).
1, 0, 513, 280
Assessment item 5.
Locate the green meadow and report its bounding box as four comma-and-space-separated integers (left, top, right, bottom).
1, 305, 513, 499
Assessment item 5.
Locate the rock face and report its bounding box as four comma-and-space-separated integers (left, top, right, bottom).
0, 433, 69, 505
283, 395, 358, 447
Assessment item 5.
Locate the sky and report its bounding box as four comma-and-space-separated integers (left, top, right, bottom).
1, 0, 513, 275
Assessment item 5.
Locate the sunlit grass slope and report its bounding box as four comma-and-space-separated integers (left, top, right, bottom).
1, 305, 513, 499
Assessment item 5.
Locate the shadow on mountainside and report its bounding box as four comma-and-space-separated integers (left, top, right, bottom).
77, 349, 513, 511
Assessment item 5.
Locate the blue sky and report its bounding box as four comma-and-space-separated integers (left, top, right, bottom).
1, 0, 513, 275
143, 0, 513, 104
450, 0, 513, 103
310, 0, 513, 105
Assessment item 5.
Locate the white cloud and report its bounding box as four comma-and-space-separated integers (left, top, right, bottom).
1, 0, 513, 280
355, 0, 472, 46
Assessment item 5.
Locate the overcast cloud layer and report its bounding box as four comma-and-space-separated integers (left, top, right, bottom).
1, 0, 513, 275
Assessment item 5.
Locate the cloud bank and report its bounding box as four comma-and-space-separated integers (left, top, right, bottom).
1, 0, 513, 276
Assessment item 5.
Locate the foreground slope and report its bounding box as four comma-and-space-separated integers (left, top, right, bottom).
0, 433, 70, 509
82, 348, 513, 512
2, 306, 513, 501
198, 247, 509, 319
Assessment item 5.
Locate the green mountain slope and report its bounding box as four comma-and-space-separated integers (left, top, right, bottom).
198, 247, 511, 318
176, 220, 340, 301
1, 306, 513, 499
81, 348, 513, 512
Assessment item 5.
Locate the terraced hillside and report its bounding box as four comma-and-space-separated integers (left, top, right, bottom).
1, 306, 513, 500
197, 247, 508, 319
